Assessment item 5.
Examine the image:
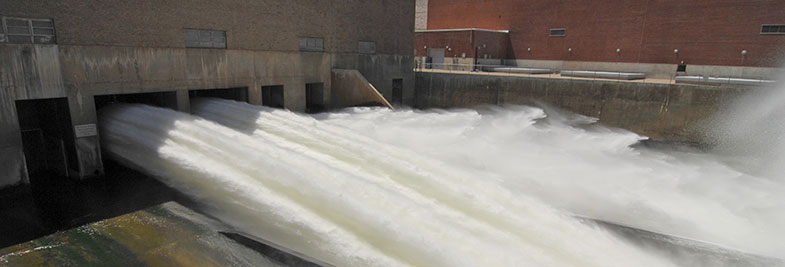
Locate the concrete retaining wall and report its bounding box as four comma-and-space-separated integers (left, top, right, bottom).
415, 71, 750, 143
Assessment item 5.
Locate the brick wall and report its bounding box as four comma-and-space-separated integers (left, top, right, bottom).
426, 0, 785, 67
415, 30, 510, 59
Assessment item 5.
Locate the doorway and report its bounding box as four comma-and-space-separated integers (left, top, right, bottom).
305, 83, 325, 113
392, 79, 403, 106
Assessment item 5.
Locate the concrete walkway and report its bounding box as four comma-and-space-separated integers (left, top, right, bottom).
417, 68, 680, 85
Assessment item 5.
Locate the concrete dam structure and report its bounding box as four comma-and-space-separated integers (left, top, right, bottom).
2, 1, 785, 266
0, 0, 415, 188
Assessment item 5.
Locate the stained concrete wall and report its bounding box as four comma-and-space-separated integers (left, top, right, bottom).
0, 44, 414, 187
415, 71, 750, 143
0, 45, 67, 187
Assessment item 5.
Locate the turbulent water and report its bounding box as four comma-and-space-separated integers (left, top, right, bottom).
99, 98, 785, 266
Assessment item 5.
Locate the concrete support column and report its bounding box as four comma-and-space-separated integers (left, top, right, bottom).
284, 80, 306, 112
248, 82, 262, 105
175, 90, 190, 113
68, 94, 104, 179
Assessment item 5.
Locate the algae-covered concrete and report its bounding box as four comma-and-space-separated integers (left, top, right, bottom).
415, 72, 750, 143
0, 202, 311, 267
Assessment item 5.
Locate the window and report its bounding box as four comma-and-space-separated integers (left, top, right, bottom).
549, 28, 566, 37
1, 16, 56, 44
358, 41, 376, 54
761, 24, 785, 35
299, 37, 324, 52
185, 29, 226, 49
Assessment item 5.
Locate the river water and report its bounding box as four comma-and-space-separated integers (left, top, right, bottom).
98, 98, 785, 266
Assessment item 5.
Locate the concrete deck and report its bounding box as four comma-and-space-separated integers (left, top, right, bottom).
418, 68, 680, 85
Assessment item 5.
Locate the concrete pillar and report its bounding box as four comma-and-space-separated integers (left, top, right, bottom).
284, 80, 306, 112
0, 96, 28, 186
175, 90, 190, 113
68, 94, 104, 178
248, 82, 262, 105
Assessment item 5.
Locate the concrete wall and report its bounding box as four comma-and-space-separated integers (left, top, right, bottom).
426, 0, 785, 68
0, 45, 66, 187
415, 71, 750, 143
331, 69, 393, 109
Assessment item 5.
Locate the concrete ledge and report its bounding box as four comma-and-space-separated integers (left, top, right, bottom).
561, 70, 646, 80
675, 76, 776, 86
491, 67, 554, 74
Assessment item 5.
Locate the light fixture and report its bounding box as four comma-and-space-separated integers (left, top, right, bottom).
674, 49, 679, 54
616, 48, 621, 53
527, 47, 532, 52
741, 50, 748, 56
568, 48, 572, 52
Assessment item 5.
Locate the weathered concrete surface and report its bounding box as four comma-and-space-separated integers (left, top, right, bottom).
331, 69, 393, 109
0, 0, 416, 189
0, 202, 299, 266
415, 71, 750, 143
0, 45, 67, 187
0, 43, 414, 188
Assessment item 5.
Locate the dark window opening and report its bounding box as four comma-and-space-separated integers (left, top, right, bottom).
15, 98, 77, 178
677, 64, 687, 72
549, 28, 566, 37
262, 85, 285, 109
189, 87, 248, 103
761, 25, 785, 34
392, 79, 403, 106
305, 83, 325, 113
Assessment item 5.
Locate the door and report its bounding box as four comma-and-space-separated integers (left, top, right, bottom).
392, 79, 403, 106
427, 48, 445, 69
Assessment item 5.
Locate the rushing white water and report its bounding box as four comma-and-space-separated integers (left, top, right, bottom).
319, 104, 785, 259
99, 98, 785, 266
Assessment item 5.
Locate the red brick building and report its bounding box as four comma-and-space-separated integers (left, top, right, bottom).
416, 0, 785, 77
